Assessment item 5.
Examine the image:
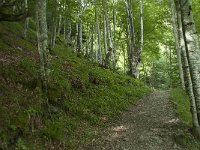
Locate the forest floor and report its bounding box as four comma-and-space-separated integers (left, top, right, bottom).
82, 90, 188, 150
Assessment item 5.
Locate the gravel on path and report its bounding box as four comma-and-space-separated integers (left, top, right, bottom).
82, 90, 186, 150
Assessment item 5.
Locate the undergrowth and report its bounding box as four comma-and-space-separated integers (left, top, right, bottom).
0, 21, 150, 149
170, 88, 200, 150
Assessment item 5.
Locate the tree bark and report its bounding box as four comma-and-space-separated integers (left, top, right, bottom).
175, 0, 200, 137
112, 0, 117, 70
95, 5, 102, 64
136, 0, 144, 78
36, 0, 49, 91
125, 0, 137, 77
179, 0, 200, 124
170, 0, 185, 90
103, 4, 108, 65
103, 0, 113, 68
50, 18, 57, 49
23, 0, 29, 38
90, 25, 95, 61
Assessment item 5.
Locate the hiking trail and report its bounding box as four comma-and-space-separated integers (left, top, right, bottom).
82, 90, 186, 150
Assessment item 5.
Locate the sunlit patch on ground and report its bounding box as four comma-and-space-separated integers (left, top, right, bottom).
165, 118, 180, 124
109, 125, 129, 139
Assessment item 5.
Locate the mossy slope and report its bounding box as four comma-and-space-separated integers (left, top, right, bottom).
0, 21, 150, 149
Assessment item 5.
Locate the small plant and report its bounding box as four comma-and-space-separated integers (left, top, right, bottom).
42, 119, 65, 140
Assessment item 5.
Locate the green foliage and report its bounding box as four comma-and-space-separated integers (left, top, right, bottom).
16, 138, 29, 150
170, 88, 200, 149
170, 88, 192, 125
174, 132, 200, 150
42, 119, 66, 140
0, 22, 37, 52
1, 57, 39, 89
89, 67, 115, 85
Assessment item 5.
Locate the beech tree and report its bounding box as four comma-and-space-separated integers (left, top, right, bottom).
171, 0, 200, 137
103, 0, 113, 68
36, 0, 49, 91
170, 0, 185, 90
125, 0, 136, 77
179, 0, 200, 136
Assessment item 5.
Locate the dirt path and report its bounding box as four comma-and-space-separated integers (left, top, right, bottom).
82, 90, 186, 150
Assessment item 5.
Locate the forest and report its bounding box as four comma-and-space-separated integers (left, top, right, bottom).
0, 0, 200, 149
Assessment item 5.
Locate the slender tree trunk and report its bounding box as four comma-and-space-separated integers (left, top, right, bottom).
136, 0, 144, 78
95, 29, 98, 63
112, 0, 116, 70
85, 22, 89, 56
36, 0, 49, 91
57, 14, 63, 37
63, 19, 66, 42
95, 6, 102, 64
67, 21, 72, 43
90, 25, 95, 61
94, 17, 98, 63
103, 0, 113, 68
52, 21, 57, 49
126, 18, 131, 74
77, 0, 83, 55
169, 47, 172, 87
125, 0, 136, 77
75, 22, 78, 52
77, 20, 83, 54
170, 0, 185, 90
23, 0, 29, 38
103, 5, 108, 65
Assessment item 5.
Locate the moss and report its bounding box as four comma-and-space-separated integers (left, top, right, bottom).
1, 57, 39, 89
42, 119, 66, 140
88, 68, 114, 85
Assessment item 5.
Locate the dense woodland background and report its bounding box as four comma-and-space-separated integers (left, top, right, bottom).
0, 0, 200, 149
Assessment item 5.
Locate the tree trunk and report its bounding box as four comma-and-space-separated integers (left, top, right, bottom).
23, 0, 29, 38
50, 19, 57, 49
36, 0, 49, 91
77, 20, 83, 54
57, 14, 63, 37
126, 18, 131, 74
67, 21, 72, 43
176, 0, 200, 137
103, 0, 113, 68
112, 0, 116, 70
136, 0, 144, 78
90, 25, 95, 61
179, 0, 200, 124
103, 5, 108, 65
170, 0, 185, 90
125, 0, 136, 77
75, 22, 78, 52
95, 6, 102, 64
63, 19, 66, 42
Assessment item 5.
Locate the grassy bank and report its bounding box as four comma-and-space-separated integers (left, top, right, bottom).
170, 88, 200, 150
0, 21, 150, 149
